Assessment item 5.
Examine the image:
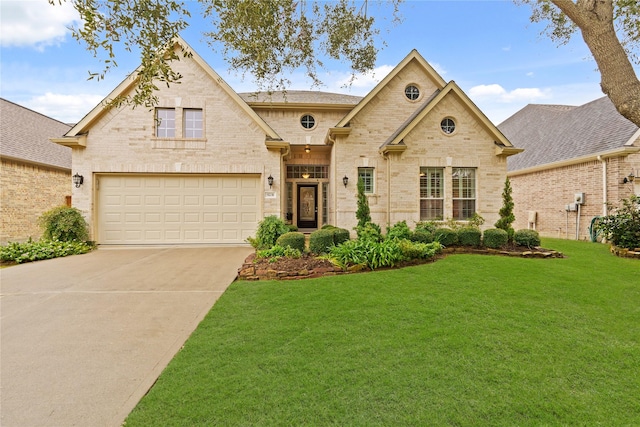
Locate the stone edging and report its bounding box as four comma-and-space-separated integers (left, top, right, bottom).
237, 246, 564, 281
609, 245, 640, 259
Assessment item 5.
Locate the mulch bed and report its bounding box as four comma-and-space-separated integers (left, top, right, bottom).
238, 244, 564, 281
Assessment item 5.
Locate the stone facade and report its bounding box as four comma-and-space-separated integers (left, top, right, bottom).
509, 154, 640, 240
0, 159, 71, 244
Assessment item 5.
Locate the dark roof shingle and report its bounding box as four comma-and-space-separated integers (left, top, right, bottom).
499, 96, 639, 171
0, 98, 72, 169
239, 90, 363, 105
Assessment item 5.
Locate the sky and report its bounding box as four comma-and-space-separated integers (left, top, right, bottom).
1, 0, 633, 125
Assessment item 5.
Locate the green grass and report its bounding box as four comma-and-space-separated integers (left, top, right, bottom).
125, 239, 639, 426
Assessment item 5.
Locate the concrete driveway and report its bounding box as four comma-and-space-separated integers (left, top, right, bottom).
0, 246, 253, 427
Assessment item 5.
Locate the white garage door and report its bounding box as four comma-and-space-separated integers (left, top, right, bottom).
97, 175, 260, 245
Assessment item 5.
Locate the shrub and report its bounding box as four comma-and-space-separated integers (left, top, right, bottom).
397, 239, 442, 260
410, 229, 434, 243
386, 220, 412, 241
457, 227, 482, 247
287, 224, 298, 232
328, 239, 404, 270
483, 228, 509, 249
309, 229, 335, 254
514, 229, 541, 248
331, 227, 351, 246
495, 177, 515, 241
433, 228, 457, 246
275, 232, 306, 253
247, 216, 289, 250
594, 195, 640, 249
356, 222, 383, 242
39, 206, 89, 242
321, 224, 336, 230
0, 239, 94, 264
415, 221, 438, 234
356, 178, 371, 229
255, 245, 301, 262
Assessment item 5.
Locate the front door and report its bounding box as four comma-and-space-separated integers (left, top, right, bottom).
297, 185, 318, 229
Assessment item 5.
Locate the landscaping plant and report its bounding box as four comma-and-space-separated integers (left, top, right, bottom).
386, 220, 412, 241
255, 245, 301, 263
483, 228, 509, 249
0, 239, 94, 264
309, 229, 335, 254
457, 226, 482, 247
247, 215, 290, 250
594, 195, 640, 249
39, 206, 89, 242
495, 177, 516, 241
275, 232, 306, 253
355, 177, 371, 230
514, 229, 541, 248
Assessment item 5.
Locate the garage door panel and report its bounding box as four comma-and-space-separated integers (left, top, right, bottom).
98, 175, 260, 245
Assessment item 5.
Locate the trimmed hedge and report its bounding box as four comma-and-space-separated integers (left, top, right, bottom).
331, 228, 351, 246
434, 228, 457, 246
457, 227, 482, 247
410, 229, 434, 243
309, 229, 335, 254
514, 229, 541, 248
275, 232, 306, 253
483, 228, 508, 249
386, 220, 412, 241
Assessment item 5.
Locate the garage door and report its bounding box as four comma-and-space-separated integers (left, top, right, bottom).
97, 175, 260, 245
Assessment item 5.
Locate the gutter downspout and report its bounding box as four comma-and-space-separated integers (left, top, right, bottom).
597, 155, 608, 216
383, 152, 391, 226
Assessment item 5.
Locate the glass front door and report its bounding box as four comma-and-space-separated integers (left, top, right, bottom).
297, 185, 318, 229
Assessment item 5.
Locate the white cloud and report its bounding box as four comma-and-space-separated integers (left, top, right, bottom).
25, 92, 105, 124
469, 84, 551, 103
0, 0, 80, 48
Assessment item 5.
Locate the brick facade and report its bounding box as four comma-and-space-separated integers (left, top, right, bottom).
0, 159, 71, 244
509, 153, 640, 240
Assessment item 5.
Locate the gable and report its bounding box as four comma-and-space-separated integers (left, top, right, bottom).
54, 36, 281, 147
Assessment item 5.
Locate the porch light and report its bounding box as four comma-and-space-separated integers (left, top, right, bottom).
302, 172, 310, 179
343, 175, 349, 187
623, 171, 635, 184
304, 144, 311, 153
73, 173, 84, 188
267, 174, 274, 188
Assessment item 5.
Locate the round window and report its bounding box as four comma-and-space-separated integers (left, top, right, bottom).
440, 117, 456, 134
301, 114, 316, 129
405, 85, 420, 101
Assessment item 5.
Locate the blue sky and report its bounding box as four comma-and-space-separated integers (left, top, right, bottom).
1, 0, 629, 125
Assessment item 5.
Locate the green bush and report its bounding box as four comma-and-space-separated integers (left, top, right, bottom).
255, 245, 301, 262
433, 228, 457, 246
321, 224, 336, 230
331, 227, 351, 246
386, 220, 412, 241
594, 195, 640, 249
287, 224, 298, 232
39, 206, 89, 242
457, 227, 482, 247
483, 228, 509, 249
514, 229, 541, 248
247, 216, 290, 250
275, 232, 306, 253
309, 229, 335, 254
0, 239, 94, 264
415, 221, 438, 234
356, 222, 383, 242
410, 229, 434, 243
397, 239, 442, 260
328, 239, 404, 270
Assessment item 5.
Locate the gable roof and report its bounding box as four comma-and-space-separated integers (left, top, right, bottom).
379, 81, 518, 154
0, 98, 71, 170
500, 96, 640, 171
239, 90, 362, 107
58, 36, 281, 145
335, 49, 447, 128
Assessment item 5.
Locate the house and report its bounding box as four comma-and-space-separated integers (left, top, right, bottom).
499, 96, 640, 240
0, 98, 72, 244
52, 36, 521, 246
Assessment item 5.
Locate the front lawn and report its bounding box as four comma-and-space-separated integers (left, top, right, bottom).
125, 239, 639, 426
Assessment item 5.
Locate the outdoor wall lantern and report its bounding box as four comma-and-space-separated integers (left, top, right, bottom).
73, 173, 84, 188
304, 144, 311, 154
267, 174, 274, 188
343, 175, 349, 187
623, 171, 635, 184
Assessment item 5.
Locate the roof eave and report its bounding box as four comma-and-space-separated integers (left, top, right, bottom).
379, 144, 407, 155
495, 144, 524, 157
50, 135, 87, 149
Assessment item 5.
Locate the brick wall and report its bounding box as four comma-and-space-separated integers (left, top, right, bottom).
509, 153, 640, 240
0, 159, 71, 244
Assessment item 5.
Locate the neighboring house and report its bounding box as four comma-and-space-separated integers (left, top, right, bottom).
52, 36, 521, 246
0, 98, 72, 244
500, 96, 640, 240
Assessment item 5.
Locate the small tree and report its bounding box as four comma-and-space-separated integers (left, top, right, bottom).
39, 206, 89, 242
355, 177, 371, 229
495, 177, 516, 241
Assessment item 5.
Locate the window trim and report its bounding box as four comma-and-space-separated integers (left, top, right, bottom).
183, 108, 203, 139
440, 117, 456, 135
155, 108, 176, 138
452, 167, 476, 220
300, 114, 316, 130
358, 167, 375, 194
405, 84, 420, 101
419, 167, 444, 220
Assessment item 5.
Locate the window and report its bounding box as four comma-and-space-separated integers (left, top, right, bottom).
452, 168, 476, 220
156, 108, 175, 137
358, 167, 375, 194
301, 114, 316, 129
183, 109, 203, 138
286, 165, 328, 179
405, 85, 420, 101
441, 117, 456, 134
420, 167, 444, 220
